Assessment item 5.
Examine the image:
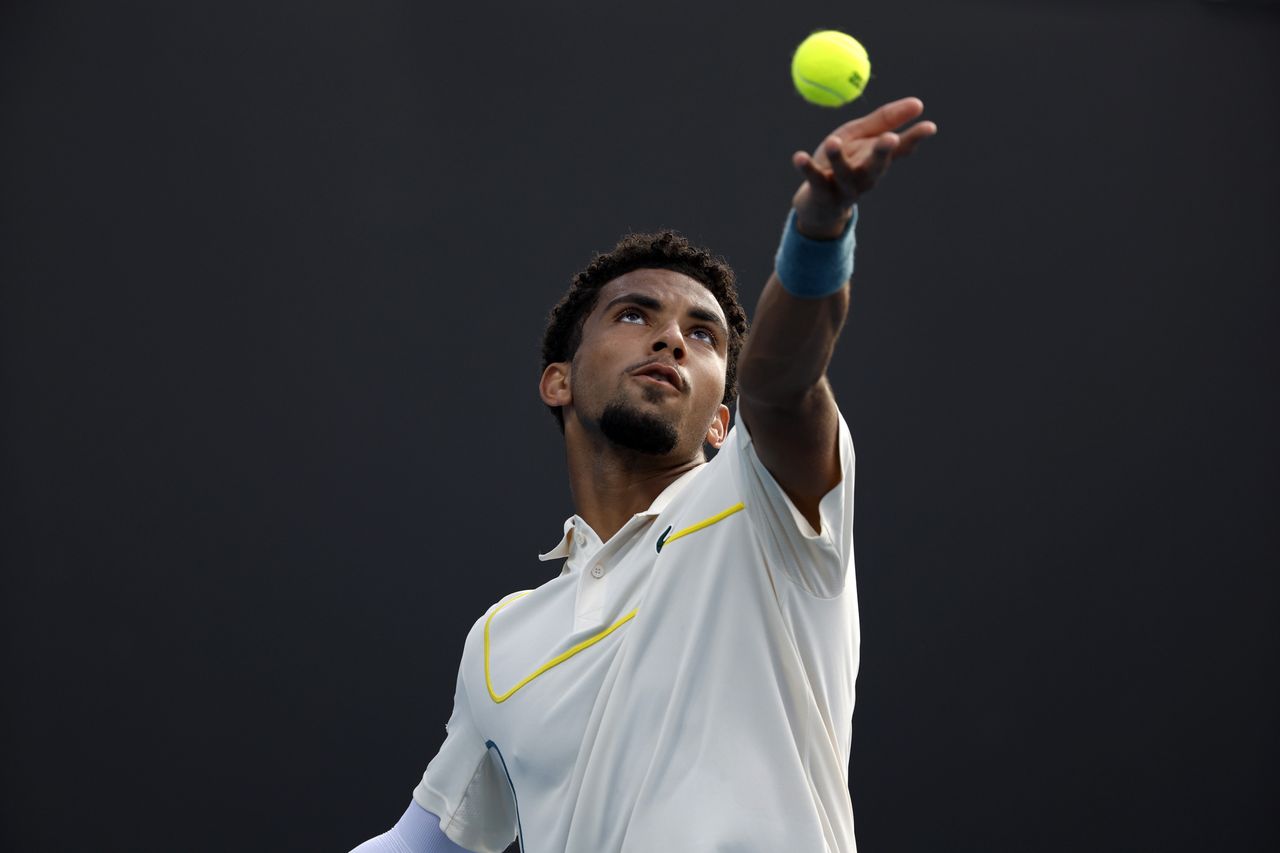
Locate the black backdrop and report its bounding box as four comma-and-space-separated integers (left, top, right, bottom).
2, 1, 1277, 851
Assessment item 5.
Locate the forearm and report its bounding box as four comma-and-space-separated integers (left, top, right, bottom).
738, 271, 849, 408
736, 211, 855, 523
739, 201, 855, 406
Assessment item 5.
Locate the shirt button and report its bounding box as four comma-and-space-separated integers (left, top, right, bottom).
591, 564, 604, 579
575, 533, 586, 548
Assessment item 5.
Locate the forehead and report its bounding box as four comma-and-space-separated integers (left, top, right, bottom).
592, 268, 726, 323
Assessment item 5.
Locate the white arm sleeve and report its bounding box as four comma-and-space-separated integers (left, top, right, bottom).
349, 800, 472, 853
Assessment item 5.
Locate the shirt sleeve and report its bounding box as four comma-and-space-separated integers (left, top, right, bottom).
730, 402, 856, 598
412, 628, 518, 853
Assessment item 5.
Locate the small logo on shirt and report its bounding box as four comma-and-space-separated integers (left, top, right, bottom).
655, 525, 673, 553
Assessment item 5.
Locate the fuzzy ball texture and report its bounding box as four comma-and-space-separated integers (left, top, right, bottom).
791, 30, 871, 107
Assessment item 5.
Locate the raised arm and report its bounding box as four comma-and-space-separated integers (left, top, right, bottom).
737, 97, 936, 529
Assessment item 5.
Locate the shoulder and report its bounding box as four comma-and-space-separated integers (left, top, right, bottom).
467, 589, 535, 636
459, 590, 535, 660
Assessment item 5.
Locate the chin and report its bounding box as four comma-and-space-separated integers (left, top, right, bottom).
599, 399, 680, 456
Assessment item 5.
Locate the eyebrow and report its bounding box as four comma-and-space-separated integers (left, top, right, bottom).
602, 292, 729, 341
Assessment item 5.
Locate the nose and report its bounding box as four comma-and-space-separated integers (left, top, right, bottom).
650, 319, 685, 361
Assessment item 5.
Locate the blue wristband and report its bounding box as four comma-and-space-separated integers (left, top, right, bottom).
774, 205, 858, 298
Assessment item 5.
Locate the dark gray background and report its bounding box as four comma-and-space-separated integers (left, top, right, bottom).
2, 1, 1277, 851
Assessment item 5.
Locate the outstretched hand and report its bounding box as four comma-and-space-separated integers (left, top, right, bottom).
792, 97, 937, 239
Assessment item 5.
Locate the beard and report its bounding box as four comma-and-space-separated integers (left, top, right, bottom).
599, 398, 679, 455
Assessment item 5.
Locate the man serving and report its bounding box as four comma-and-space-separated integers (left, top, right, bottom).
352, 97, 937, 853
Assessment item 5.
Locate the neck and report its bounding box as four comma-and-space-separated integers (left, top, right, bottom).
563, 426, 705, 542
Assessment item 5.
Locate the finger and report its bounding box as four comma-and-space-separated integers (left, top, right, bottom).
864, 132, 900, 182
792, 150, 832, 188
801, 133, 844, 171
893, 121, 938, 160
834, 97, 925, 140
830, 132, 897, 194
819, 134, 844, 167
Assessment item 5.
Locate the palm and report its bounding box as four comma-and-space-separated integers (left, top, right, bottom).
791, 97, 938, 238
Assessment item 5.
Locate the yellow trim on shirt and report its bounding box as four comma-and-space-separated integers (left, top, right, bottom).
484, 592, 638, 704
660, 501, 746, 549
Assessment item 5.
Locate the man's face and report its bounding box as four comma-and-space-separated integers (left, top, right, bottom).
556, 268, 731, 457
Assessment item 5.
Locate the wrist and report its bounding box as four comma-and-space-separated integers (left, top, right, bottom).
794, 206, 856, 241
774, 205, 858, 299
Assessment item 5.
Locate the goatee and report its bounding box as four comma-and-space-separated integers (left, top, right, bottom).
599, 400, 678, 455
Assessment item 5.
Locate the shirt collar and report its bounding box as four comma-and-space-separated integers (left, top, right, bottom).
537, 463, 706, 562
538, 517, 578, 562
641, 463, 706, 517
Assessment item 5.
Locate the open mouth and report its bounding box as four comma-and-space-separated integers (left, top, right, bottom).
631, 364, 682, 390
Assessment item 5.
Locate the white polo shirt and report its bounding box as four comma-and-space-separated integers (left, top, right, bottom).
413, 407, 860, 852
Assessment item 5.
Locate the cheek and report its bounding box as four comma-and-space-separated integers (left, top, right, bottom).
691, 368, 732, 417
569, 344, 615, 400
694, 362, 728, 406
581, 325, 645, 376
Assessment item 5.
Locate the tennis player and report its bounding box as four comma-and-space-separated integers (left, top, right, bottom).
351, 97, 936, 852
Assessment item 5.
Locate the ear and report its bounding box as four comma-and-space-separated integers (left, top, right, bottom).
539, 362, 572, 410
704, 403, 731, 449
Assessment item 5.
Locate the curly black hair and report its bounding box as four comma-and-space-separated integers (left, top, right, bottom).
541, 230, 750, 431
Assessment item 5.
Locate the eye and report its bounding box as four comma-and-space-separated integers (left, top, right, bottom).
617, 308, 645, 324
689, 327, 717, 345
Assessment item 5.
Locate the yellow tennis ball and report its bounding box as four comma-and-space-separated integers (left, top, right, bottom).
791, 30, 871, 107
